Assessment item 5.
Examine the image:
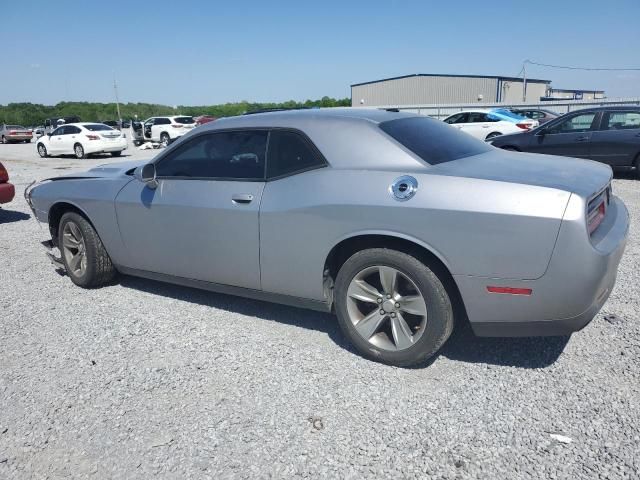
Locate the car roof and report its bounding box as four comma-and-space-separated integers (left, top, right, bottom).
200, 108, 417, 130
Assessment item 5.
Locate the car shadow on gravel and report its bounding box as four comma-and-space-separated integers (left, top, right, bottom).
435, 321, 570, 369
0, 208, 30, 224
118, 275, 570, 369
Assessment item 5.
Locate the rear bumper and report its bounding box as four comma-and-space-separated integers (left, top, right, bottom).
457, 194, 629, 337
4, 135, 32, 141
0, 182, 15, 203
85, 140, 127, 154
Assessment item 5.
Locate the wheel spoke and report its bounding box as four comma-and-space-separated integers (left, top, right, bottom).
398, 295, 427, 317
348, 279, 381, 304
63, 232, 79, 249
68, 222, 82, 242
378, 266, 398, 295
354, 309, 387, 340
69, 252, 83, 273
390, 313, 414, 350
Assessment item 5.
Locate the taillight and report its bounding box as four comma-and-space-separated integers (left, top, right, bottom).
86, 134, 100, 140
587, 187, 609, 235
0, 164, 8, 183
171, 124, 183, 128
516, 123, 531, 130
9, 130, 17, 135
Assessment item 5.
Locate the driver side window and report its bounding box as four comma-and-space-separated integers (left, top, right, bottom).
156, 130, 268, 180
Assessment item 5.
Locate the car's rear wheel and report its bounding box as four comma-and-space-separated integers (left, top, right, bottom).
1, 136, 7, 144
37, 143, 48, 158
334, 248, 454, 367
160, 133, 170, 148
74, 143, 86, 159
58, 212, 116, 288
111, 151, 122, 157
485, 132, 502, 140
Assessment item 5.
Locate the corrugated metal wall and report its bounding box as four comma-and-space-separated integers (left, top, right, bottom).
498, 81, 548, 103
352, 76, 499, 106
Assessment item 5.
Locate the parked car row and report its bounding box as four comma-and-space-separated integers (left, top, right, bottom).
443, 109, 538, 140
489, 106, 640, 176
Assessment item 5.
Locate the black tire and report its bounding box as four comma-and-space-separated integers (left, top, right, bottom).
334, 248, 454, 367
74, 143, 86, 159
634, 154, 640, 180
111, 151, 122, 157
1, 136, 7, 144
25, 139, 32, 143
160, 133, 170, 147
58, 212, 116, 288
485, 132, 502, 140
37, 143, 48, 158
133, 140, 142, 147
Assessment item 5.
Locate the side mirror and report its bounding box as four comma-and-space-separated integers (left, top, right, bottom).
135, 163, 159, 189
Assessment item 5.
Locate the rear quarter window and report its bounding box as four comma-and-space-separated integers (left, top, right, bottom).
379, 117, 491, 165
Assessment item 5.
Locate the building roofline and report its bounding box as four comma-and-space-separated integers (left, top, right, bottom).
549, 88, 605, 93
351, 73, 551, 87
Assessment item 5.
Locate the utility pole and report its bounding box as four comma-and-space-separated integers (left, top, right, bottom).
113, 76, 122, 123
522, 60, 527, 102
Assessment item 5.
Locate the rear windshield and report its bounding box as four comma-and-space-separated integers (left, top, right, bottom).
379, 117, 491, 165
84, 124, 114, 131
174, 116, 195, 124
6, 125, 24, 129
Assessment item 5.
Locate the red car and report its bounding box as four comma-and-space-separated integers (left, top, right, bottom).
195, 115, 217, 125
0, 162, 15, 204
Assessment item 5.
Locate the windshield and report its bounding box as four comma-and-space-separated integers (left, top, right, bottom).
493, 109, 526, 121
84, 124, 114, 131
174, 116, 195, 124
379, 116, 491, 165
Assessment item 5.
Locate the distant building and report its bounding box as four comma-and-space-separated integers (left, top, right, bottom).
351, 74, 552, 106
543, 88, 605, 101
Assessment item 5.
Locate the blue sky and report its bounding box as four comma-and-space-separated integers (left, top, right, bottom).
2, 0, 639, 105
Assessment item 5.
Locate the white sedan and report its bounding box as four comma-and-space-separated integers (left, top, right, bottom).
36, 123, 127, 159
443, 109, 538, 141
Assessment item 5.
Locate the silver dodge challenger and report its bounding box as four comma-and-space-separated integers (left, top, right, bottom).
25, 109, 629, 366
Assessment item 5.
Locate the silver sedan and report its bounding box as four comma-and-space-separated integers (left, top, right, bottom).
25, 109, 629, 366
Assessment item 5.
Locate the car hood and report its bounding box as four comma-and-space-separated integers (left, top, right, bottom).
48, 160, 146, 181
433, 149, 612, 198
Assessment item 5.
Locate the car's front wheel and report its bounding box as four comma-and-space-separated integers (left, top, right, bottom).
334, 248, 454, 367
37, 143, 48, 158
1, 136, 7, 144
74, 143, 86, 159
58, 212, 116, 288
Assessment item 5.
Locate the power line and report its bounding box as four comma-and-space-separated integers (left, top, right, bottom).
524, 59, 640, 71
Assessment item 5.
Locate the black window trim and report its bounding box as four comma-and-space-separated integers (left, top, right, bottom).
596, 109, 640, 132
544, 111, 601, 135
152, 126, 329, 183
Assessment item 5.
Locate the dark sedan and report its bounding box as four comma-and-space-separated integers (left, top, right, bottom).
490, 106, 640, 177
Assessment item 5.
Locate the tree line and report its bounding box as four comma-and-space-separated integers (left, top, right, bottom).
0, 97, 351, 126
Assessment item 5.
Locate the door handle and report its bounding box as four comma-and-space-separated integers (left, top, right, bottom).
232, 193, 253, 204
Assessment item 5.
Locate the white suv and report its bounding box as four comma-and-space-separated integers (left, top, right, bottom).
131, 116, 196, 147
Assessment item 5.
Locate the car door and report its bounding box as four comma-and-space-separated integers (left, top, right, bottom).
588, 110, 640, 167
443, 113, 470, 133
47, 126, 67, 154
114, 129, 268, 290
143, 118, 154, 140
62, 125, 82, 154
151, 118, 170, 141
463, 112, 492, 139
527, 111, 598, 159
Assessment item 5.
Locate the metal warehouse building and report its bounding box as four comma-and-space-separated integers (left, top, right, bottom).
351, 74, 551, 107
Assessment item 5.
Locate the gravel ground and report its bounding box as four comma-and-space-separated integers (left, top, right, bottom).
1, 140, 639, 479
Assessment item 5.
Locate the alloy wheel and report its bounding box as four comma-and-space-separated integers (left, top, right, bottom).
62, 221, 87, 277
75, 145, 84, 158
346, 265, 428, 351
